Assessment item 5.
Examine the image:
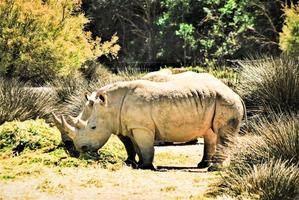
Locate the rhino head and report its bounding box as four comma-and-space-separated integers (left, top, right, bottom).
52, 92, 114, 154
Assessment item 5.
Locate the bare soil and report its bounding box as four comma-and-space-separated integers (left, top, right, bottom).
0, 140, 219, 200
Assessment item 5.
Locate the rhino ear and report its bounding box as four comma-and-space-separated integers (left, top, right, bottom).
96, 92, 107, 105
85, 92, 90, 100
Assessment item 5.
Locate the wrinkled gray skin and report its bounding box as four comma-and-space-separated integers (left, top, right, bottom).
54, 72, 246, 171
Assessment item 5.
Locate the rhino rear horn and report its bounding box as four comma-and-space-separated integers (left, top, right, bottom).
66, 115, 86, 129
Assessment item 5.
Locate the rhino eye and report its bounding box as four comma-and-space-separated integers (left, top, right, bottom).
91, 126, 96, 130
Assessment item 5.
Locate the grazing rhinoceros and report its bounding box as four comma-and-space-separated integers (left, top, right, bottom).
53, 69, 174, 163
53, 72, 245, 170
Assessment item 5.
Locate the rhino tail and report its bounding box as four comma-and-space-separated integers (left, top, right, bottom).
240, 97, 247, 126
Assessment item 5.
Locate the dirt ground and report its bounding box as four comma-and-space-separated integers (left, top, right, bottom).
0, 140, 219, 200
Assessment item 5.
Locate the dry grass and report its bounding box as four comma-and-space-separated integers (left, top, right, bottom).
0, 78, 58, 124
214, 113, 299, 200
238, 55, 299, 114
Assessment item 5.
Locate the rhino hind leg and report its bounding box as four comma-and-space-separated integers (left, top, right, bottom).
131, 129, 156, 170
210, 117, 241, 171
118, 135, 138, 168
197, 129, 217, 169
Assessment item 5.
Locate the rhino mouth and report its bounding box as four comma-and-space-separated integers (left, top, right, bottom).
64, 140, 80, 158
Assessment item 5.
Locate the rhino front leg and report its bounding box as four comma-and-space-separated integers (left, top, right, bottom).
197, 129, 217, 169
131, 129, 155, 170
118, 135, 138, 168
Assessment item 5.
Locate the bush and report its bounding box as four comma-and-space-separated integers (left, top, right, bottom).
237, 55, 299, 114
0, 120, 125, 171
0, 0, 120, 84
0, 119, 60, 155
0, 78, 58, 124
280, 3, 299, 58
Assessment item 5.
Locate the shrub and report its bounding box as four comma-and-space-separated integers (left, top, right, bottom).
0, 119, 60, 155
0, 0, 120, 84
237, 55, 299, 114
50, 73, 88, 104
80, 61, 113, 83
0, 120, 125, 171
0, 78, 58, 124
280, 3, 299, 58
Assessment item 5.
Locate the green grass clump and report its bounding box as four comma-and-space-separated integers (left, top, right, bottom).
229, 114, 299, 167
0, 119, 60, 155
0, 120, 126, 180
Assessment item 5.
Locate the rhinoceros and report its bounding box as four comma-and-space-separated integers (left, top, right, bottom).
53, 72, 245, 170
53, 69, 174, 162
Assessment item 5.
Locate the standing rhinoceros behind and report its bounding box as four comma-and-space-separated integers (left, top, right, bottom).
54, 72, 245, 170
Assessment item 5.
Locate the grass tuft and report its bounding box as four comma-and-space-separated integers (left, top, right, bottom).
214, 113, 299, 199
0, 78, 58, 124
220, 159, 299, 200
238, 55, 299, 114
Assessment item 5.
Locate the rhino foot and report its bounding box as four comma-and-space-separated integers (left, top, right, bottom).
124, 159, 138, 169
138, 163, 156, 171
197, 160, 211, 169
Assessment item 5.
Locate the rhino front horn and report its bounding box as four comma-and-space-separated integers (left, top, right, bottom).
52, 112, 63, 131
61, 115, 77, 140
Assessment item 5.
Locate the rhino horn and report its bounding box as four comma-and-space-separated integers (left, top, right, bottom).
66, 115, 86, 129
67, 115, 77, 126
61, 115, 77, 140
76, 119, 87, 129
52, 112, 61, 125
52, 112, 64, 132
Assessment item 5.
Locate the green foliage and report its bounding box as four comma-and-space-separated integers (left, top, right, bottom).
237, 55, 299, 114
280, 3, 299, 58
0, 120, 126, 179
0, 78, 58, 124
184, 66, 239, 85
0, 0, 120, 84
83, 0, 282, 67
201, 0, 255, 64
0, 119, 60, 155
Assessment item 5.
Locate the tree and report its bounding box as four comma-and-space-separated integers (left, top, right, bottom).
0, 0, 120, 84
82, 0, 160, 67
280, 3, 299, 58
